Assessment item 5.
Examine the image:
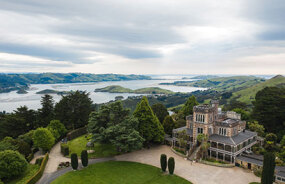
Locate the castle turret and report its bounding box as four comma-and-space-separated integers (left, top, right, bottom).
211, 100, 219, 120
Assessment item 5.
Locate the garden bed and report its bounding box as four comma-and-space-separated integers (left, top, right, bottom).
171, 147, 187, 158
200, 158, 234, 168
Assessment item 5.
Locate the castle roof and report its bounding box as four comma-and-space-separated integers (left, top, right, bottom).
215, 118, 242, 127
209, 130, 257, 146
193, 104, 215, 112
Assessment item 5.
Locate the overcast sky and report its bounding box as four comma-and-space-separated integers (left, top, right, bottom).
0, 0, 285, 75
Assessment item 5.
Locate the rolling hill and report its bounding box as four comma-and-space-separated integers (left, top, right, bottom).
95, 85, 174, 94
160, 76, 265, 92
231, 75, 285, 104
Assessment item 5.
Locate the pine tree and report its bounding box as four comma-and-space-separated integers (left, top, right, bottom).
133, 97, 165, 145
179, 95, 199, 119
38, 95, 55, 127
261, 152, 276, 184
163, 115, 176, 136
151, 103, 169, 124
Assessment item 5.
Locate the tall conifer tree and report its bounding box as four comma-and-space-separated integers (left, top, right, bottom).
133, 96, 165, 145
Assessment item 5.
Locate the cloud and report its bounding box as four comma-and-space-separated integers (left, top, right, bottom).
0, 0, 284, 74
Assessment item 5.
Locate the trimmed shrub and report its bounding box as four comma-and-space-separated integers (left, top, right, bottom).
71, 153, 78, 170
261, 152, 275, 184
168, 157, 175, 175
33, 128, 55, 152
47, 120, 67, 141
81, 150, 88, 167
35, 157, 44, 165
0, 150, 28, 179
60, 143, 69, 156
26, 153, 49, 184
160, 154, 167, 172
67, 127, 87, 141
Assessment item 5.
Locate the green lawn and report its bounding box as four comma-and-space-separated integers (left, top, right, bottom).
67, 135, 119, 158
7, 164, 40, 184
51, 161, 192, 184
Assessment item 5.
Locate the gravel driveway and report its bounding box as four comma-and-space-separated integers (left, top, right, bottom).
115, 145, 260, 184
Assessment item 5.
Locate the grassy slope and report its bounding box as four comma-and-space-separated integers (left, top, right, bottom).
169, 76, 265, 92
232, 75, 285, 104
51, 161, 191, 184
7, 164, 40, 184
95, 85, 174, 94
67, 135, 119, 158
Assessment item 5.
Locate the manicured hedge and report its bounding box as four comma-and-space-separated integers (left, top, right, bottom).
67, 127, 87, 141
168, 157, 175, 175
160, 154, 167, 172
25, 153, 49, 184
60, 143, 69, 156
71, 153, 78, 170
81, 150, 88, 167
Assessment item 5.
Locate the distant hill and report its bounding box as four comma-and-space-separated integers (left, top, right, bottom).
231, 75, 285, 104
0, 73, 151, 93
95, 85, 174, 94
160, 76, 265, 92
36, 89, 70, 95
188, 75, 219, 80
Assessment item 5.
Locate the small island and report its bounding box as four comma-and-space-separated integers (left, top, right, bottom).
36, 89, 70, 95
16, 88, 28, 94
95, 85, 174, 94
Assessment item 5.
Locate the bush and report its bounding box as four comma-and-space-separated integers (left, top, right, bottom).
15, 139, 31, 157
18, 130, 34, 147
160, 154, 167, 172
0, 150, 28, 179
67, 127, 87, 141
71, 153, 78, 170
35, 157, 44, 165
26, 153, 49, 184
26, 153, 34, 162
60, 143, 69, 156
33, 128, 55, 152
81, 150, 88, 167
168, 157, 175, 175
47, 120, 67, 141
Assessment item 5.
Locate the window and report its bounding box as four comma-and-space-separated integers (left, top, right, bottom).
219, 128, 227, 136
197, 128, 203, 134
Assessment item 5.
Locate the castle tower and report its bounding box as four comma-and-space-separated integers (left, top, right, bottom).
211, 100, 219, 120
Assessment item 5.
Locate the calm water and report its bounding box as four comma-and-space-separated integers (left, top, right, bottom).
0, 76, 206, 112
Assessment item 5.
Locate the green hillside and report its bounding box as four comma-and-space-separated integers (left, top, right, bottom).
95, 85, 174, 94
160, 76, 265, 92
232, 75, 285, 104
95, 85, 133, 93
0, 73, 151, 93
